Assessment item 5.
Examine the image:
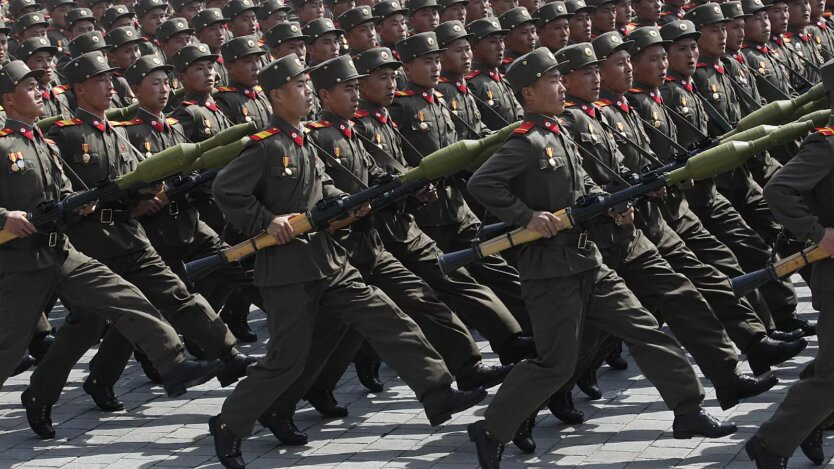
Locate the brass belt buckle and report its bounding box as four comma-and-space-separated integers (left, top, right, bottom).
168, 201, 179, 216
577, 231, 588, 250
48, 232, 57, 247
100, 208, 113, 224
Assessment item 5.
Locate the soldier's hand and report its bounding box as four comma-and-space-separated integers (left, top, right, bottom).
76, 201, 98, 216
416, 185, 438, 203
820, 228, 834, 259
648, 187, 667, 199
268, 214, 298, 245
609, 207, 635, 226
131, 198, 165, 217
526, 211, 562, 238
4, 211, 36, 237
353, 203, 372, 218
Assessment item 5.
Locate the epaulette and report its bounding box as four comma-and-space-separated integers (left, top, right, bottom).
817, 127, 834, 136
180, 100, 197, 105
0, 128, 13, 137
438, 76, 450, 83
250, 127, 280, 141
627, 87, 646, 93
55, 117, 83, 127
254, 85, 263, 92
119, 118, 143, 126
353, 109, 370, 119
215, 86, 238, 92
594, 99, 613, 107
464, 70, 482, 80
564, 101, 575, 107
306, 120, 332, 129
513, 121, 535, 134
166, 117, 178, 125
53, 84, 67, 95
395, 90, 416, 97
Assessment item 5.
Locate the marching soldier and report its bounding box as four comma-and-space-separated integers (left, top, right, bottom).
135, 0, 169, 58
155, 17, 195, 61
499, 6, 538, 69
193, 8, 230, 87
785, 0, 824, 85
0, 22, 12, 68
208, 53, 488, 469
215, 36, 272, 128
590, 0, 619, 35
16, 37, 71, 118
374, 0, 409, 54
223, 0, 260, 39
409, 0, 442, 34
809, 0, 834, 60
339, 5, 378, 55
535, 1, 573, 53
10, 13, 50, 55
659, 0, 688, 25
59, 31, 136, 108
293, 0, 327, 26
264, 22, 308, 62
326, 0, 355, 24
103, 27, 142, 108
46, 0, 75, 54
566, 0, 595, 43
436, 21, 488, 139
170, 0, 204, 26
257, 0, 292, 36
467, 0, 491, 22
629, 0, 663, 29
303, 17, 343, 66
441, 0, 469, 23
100, 5, 136, 32
767, 0, 812, 92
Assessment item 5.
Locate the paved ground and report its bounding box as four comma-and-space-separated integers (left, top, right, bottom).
0, 276, 830, 468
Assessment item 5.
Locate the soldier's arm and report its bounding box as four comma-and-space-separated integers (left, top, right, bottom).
171, 106, 197, 141
467, 137, 536, 227
213, 142, 276, 237
763, 133, 834, 243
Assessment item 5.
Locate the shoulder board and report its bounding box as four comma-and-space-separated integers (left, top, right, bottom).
55, 117, 83, 127
501, 57, 514, 64
215, 86, 238, 92
513, 121, 535, 134
464, 70, 482, 80
438, 76, 450, 83
254, 85, 263, 92
395, 90, 416, 97
696, 62, 709, 68
250, 127, 281, 141
110, 120, 129, 127
166, 117, 178, 125
306, 120, 332, 129
0, 128, 13, 137
594, 99, 612, 107
53, 85, 67, 95
434, 90, 444, 99
783, 36, 792, 43
817, 127, 834, 136
564, 101, 575, 107
180, 100, 197, 105
353, 109, 370, 119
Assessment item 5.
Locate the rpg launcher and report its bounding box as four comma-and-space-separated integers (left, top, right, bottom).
722, 83, 825, 137
437, 119, 817, 275
731, 244, 831, 298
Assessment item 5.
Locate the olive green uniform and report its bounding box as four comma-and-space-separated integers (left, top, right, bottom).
465, 63, 523, 131
214, 82, 272, 129
768, 32, 811, 93
784, 27, 824, 87
809, 18, 834, 61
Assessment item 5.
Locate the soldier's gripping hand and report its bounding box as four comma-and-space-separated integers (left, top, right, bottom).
4, 211, 36, 237
131, 197, 166, 217
527, 211, 562, 238
819, 228, 834, 259
268, 214, 299, 245
352, 203, 372, 218
609, 206, 635, 226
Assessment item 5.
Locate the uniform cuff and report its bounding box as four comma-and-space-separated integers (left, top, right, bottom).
810, 224, 826, 244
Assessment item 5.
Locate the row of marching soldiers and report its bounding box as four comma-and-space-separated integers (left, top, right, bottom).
0, 0, 831, 467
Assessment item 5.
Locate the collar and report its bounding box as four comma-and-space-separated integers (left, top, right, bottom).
358, 100, 392, 124
666, 70, 695, 92
770, 33, 786, 45
321, 111, 354, 138
230, 81, 259, 99
5, 118, 40, 141
786, 27, 810, 41
472, 62, 504, 81
440, 71, 468, 94
631, 80, 664, 103
184, 92, 219, 111
77, 108, 110, 132
137, 107, 170, 132
565, 95, 598, 118
523, 112, 561, 134
599, 89, 631, 113
697, 55, 724, 74
405, 82, 438, 103
270, 116, 305, 146
728, 51, 745, 64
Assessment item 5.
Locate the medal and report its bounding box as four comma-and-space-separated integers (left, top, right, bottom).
711, 84, 719, 100
17, 159, 24, 170
451, 99, 457, 110
546, 147, 556, 167
681, 96, 687, 106
242, 106, 252, 122
376, 133, 382, 145
144, 141, 152, 158
9, 152, 18, 171
81, 143, 90, 163
283, 156, 292, 175
486, 90, 495, 106
418, 111, 427, 130
334, 146, 343, 164
204, 118, 212, 134
616, 122, 624, 133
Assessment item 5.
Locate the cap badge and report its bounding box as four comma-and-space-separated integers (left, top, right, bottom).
126, 30, 133, 36
583, 47, 592, 56
427, 37, 434, 45
680, 22, 688, 30
649, 29, 658, 37
611, 35, 620, 43
381, 50, 389, 59
453, 24, 461, 31
96, 55, 104, 63
247, 39, 255, 46
557, 4, 564, 10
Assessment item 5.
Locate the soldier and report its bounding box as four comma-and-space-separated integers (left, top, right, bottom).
326, 0, 355, 22
257, 0, 292, 35
207, 53, 488, 469
0, 59, 219, 433
105, 26, 144, 73
809, 0, 834, 60
374, 0, 408, 54
58, 31, 136, 108
136, 0, 169, 58
8, 0, 42, 19
303, 17, 343, 66
741, 0, 797, 104
659, 0, 688, 25
590, 0, 618, 36
629, 0, 662, 29
16, 38, 71, 118
493, 0, 519, 16
466, 47, 736, 469
0, 23, 9, 68
264, 22, 307, 65
436, 21, 488, 139
535, 1, 572, 53
12, 13, 51, 57
767, 0, 811, 92
339, 5, 378, 55
499, 6, 538, 69
100, 4, 135, 31
409, 0, 442, 34
193, 8, 230, 86
293, 0, 326, 26
46, 0, 76, 53
465, 18, 523, 131
155, 17, 195, 61
784, 0, 825, 84
440, 0, 468, 23
566, 0, 595, 43
747, 59, 834, 469
467, 0, 491, 23
615, 0, 634, 35
215, 36, 272, 128
170, 0, 204, 26
223, 0, 259, 38
65, 7, 97, 41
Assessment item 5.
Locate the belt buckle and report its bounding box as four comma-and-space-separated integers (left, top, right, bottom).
577, 231, 588, 250
48, 232, 57, 248
100, 208, 113, 224
168, 201, 179, 216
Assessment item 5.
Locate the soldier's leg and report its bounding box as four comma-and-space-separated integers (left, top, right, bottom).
311, 329, 365, 392
721, 184, 782, 245
748, 152, 783, 188
86, 328, 136, 389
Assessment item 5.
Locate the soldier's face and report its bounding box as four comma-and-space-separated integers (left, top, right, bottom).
140, 8, 168, 34
358, 66, 397, 106
273, 39, 307, 61
178, 1, 204, 23
403, 53, 441, 88
726, 18, 745, 51
525, 69, 565, 115
26, 51, 56, 85
109, 43, 142, 70
230, 10, 258, 36
788, 0, 811, 26
698, 22, 727, 57
466, 0, 490, 21
767, 3, 789, 33
745, 11, 771, 42
440, 3, 467, 23
261, 10, 289, 32
23, 25, 48, 40
491, 0, 517, 16
298, 0, 325, 23
7, 77, 44, 120
633, 0, 661, 21
0, 34, 7, 63
310, 33, 342, 63
70, 20, 95, 39
563, 64, 600, 102
441, 38, 472, 76
409, 7, 440, 33
76, 72, 114, 112
569, 12, 592, 43
601, 50, 632, 94
163, 32, 193, 58
181, 58, 216, 94
331, 1, 355, 18
273, 74, 313, 119
473, 34, 505, 68
592, 3, 617, 33
667, 38, 699, 77
810, 0, 825, 18
228, 54, 261, 87
346, 22, 379, 51
52, 4, 73, 26
320, 78, 360, 119
377, 14, 408, 45
615, 0, 632, 25
506, 22, 537, 54
632, 44, 668, 87
538, 18, 570, 52
197, 22, 226, 49
91, 1, 113, 21
133, 69, 170, 113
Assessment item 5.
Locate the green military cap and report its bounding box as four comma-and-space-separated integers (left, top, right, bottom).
45, 0, 77, 11
265, 22, 308, 48
499, 7, 536, 31
124, 54, 174, 85
257, 0, 291, 20
157, 18, 195, 41
66, 7, 95, 27
466, 18, 509, 41
101, 5, 135, 29
506, 46, 565, 92
435, 20, 472, 47
438, 0, 468, 9
592, 31, 634, 59
587, 0, 616, 6
660, 20, 701, 42
685, 2, 730, 28
302, 18, 343, 43
63, 51, 119, 84
395, 32, 444, 62
193, 8, 228, 31
69, 31, 109, 57
534, 2, 573, 27
629, 26, 670, 53
555, 42, 602, 74
309, 54, 366, 90
170, 0, 201, 12
289, 0, 312, 8
135, 0, 170, 18
9, 0, 42, 18
822, 59, 834, 93
339, 5, 375, 32
741, 0, 768, 15
407, 0, 441, 15
14, 12, 49, 36
258, 54, 310, 93
324, 0, 353, 4
721, 1, 749, 19
221, 35, 266, 62
565, 0, 595, 14
105, 26, 145, 49
16, 37, 58, 62
353, 46, 402, 74
0, 60, 45, 96
373, 0, 408, 20
170, 43, 219, 73
0, 21, 11, 36
222, 0, 258, 20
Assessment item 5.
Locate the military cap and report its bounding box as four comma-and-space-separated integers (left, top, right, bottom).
257, 0, 291, 20
45, 0, 77, 11
822, 59, 834, 93
506, 47, 565, 92
0, 21, 11, 36
135, 0, 169, 18
258, 54, 309, 93
324, 0, 353, 4
265, 22, 308, 48
534, 2, 572, 27
193, 8, 228, 31
555, 42, 602, 74
353, 46, 402, 74
466, 18, 509, 41
157, 18, 195, 41
435, 20, 472, 47
395, 32, 444, 62
438, 0, 468, 9
101, 5, 135, 29
69, 31, 109, 57
63, 51, 119, 84
660, 20, 701, 42
685, 2, 730, 28
565, 0, 595, 14
222, 0, 258, 20
629, 26, 670, 53
66, 7, 95, 27
289, 0, 312, 7
9, 0, 42, 18
16, 37, 58, 62
0, 61, 44, 96
170, 0, 201, 11
407, 0, 441, 15
741, 0, 768, 15
170, 43, 219, 73
499, 7, 535, 31
14, 12, 49, 36
124, 54, 174, 85
90, 0, 110, 5
373, 0, 408, 20
221, 35, 266, 62
105, 26, 146, 49
721, 1, 748, 19
586, 0, 616, 6
339, 5, 375, 32
309, 54, 366, 90
592, 31, 634, 59
302, 18, 343, 43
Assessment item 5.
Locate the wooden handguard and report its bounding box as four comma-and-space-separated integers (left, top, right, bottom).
219, 214, 315, 263
475, 208, 573, 257
773, 244, 831, 278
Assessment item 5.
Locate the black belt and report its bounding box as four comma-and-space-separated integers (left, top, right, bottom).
96, 208, 133, 224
